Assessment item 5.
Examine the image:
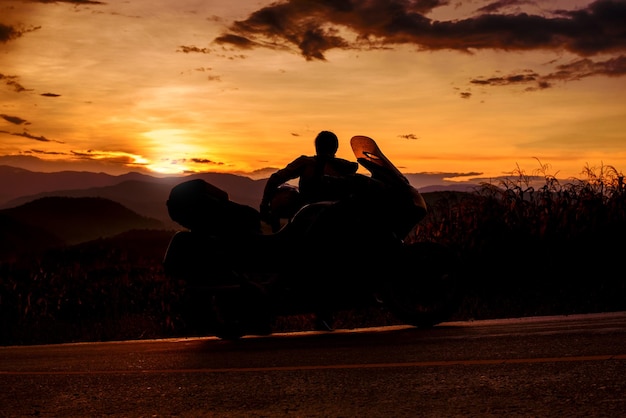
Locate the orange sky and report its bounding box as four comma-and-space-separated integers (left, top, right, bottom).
1, 0, 625, 187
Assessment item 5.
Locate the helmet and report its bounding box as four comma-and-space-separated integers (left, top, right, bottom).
314, 131, 339, 156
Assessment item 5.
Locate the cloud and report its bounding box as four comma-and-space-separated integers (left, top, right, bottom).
549, 55, 626, 79
214, 0, 626, 61
214, 33, 259, 49
167, 157, 225, 168
71, 150, 138, 164
0, 153, 155, 175
189, 158, 224, 166
27, 149, 67, 156
69, 150, 155, 171
476, 0, 536, 14
31, 0, 105, 4
470, 54, 626, 90
2, 130, 64, 144
0, 23, 19, 43
178, 45, 212, 54
0, 74, 30, 93
0, 23, 41, 44
0, 114, 29, 125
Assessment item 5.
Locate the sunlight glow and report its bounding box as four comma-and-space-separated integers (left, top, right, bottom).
0, 0, 624, 184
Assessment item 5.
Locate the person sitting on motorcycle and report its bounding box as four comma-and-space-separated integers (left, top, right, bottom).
259, 130, 359, 228
259, 131, 358, 332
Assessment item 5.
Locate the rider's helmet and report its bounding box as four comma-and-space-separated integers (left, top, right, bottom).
314, 131, 339, 157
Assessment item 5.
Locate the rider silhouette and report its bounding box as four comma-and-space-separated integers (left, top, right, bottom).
260, 131, 358, 331
260, 130, 358, 228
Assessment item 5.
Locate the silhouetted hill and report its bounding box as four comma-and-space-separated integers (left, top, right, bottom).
421, 190, 480, 207
3, 180, 179, 228
418, 183, 480, 193
75, 229, 175, 261
0, 213, 64, 260
0, 196, 165, 248
0, 167, 266, 225
0, 165, 158, 205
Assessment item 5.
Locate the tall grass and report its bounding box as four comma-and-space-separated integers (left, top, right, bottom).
411, 162, 626, 320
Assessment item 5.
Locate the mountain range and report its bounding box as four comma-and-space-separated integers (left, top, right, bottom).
0, 165, 478, 259
0, 166, 268, 228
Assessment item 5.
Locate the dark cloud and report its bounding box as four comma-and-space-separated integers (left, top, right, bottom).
41, 92, 61, 97
399, 133, 419, 140
1, 1, 98, 44
70, 150, 142, 166
14, 131, 63, 143
214, 34, 259, 49
0, 23, 41, 43
215, 0, 626, 61
0, 129, 63, 144
0, 74, 29, 93
190, 158, 223, 165
28, 149, 67, 156
0, 114, 29, 125
549, 55, 626, 79
471, 70, 539, 86
32, 0, 105, 4
178, 45, 211, 54
0, 23, 19, 43
470, 54, 626, 90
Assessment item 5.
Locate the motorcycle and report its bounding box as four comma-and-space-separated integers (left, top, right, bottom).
163, 135, 461, 339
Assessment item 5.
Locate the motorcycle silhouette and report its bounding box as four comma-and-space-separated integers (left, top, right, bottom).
163, 135, 461, 339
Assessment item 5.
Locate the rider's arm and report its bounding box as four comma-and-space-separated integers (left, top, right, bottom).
261, 156, 307, 209
332, 158, 359, 175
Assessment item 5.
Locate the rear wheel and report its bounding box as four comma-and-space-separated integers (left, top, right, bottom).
208, 280, 274, 340
383, 242, 461, 328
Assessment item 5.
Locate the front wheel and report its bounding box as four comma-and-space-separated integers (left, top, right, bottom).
382, 242, 461, 328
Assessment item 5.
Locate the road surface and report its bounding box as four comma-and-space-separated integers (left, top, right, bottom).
1, 312, 625, 417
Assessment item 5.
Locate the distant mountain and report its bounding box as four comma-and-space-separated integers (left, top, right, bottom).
0, 167, 266, 226
0, 196, 165, 250
0, 165, 154, 205
0, 166, 483, 231
418, 183, 481, 193
2, 180, 180, 228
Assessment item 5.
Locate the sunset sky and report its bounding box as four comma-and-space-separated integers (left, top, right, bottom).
1, 0, 625, 187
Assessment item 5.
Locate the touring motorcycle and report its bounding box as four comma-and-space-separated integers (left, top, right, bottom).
163, 135, 461, 339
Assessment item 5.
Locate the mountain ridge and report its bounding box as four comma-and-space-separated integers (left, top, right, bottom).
0, 167, 270, 226
0, 165, 479, 218
0, 168, 478, 260
0, 196, 165, 258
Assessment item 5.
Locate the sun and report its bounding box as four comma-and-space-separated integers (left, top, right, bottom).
140, 129, 211, 174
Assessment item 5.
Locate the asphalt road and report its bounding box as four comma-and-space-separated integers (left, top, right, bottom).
1, 312, 625, 417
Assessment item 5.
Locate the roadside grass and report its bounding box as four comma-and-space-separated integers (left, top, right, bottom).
1, 163, 625, 345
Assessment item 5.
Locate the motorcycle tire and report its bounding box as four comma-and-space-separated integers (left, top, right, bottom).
383, 241, 461, 328
207, 281, 274, 340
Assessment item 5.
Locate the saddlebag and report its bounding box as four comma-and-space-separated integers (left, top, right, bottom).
166, 179, 261, 235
